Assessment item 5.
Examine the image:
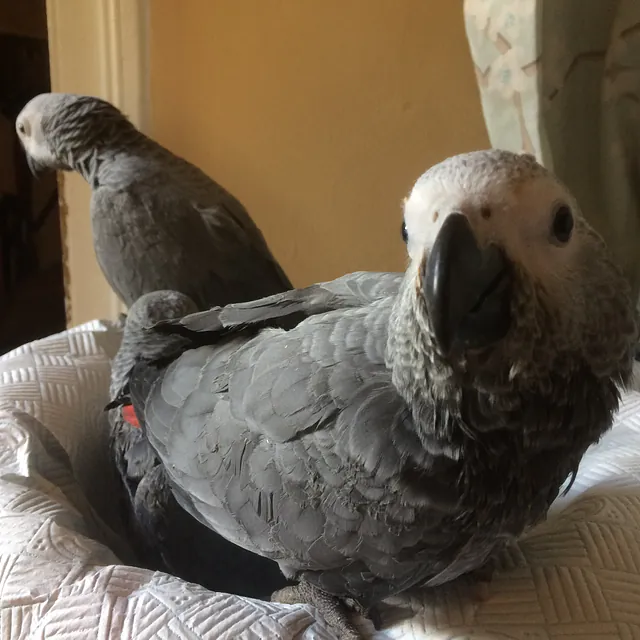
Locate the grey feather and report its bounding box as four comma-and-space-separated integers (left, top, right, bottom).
109, 290, 197, 490
159, 270, 403, 335
110, 291, 289, 596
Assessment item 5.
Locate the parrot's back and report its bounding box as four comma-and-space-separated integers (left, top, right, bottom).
91, 138, 292, 309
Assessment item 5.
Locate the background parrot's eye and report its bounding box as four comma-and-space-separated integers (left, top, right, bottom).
551, 204, 573, 244
17, 122, 25, 135
401, 220, 408, 244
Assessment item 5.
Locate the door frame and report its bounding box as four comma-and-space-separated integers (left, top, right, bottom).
46, 0, 149, 325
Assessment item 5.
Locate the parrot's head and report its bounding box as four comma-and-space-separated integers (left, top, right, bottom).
126, 290, 199, 331
401, 149, 637, 390
15, 92, 133, 176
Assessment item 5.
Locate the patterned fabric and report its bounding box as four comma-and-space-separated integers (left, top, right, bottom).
2, 322, 640, 638
464, 0, 640, 302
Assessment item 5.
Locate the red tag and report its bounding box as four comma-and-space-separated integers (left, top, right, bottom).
122, 405, 140, 429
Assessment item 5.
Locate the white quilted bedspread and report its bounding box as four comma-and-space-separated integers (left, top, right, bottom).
2, 322, 640, 639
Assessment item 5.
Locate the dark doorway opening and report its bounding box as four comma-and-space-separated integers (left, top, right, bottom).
0, 1, 66, 355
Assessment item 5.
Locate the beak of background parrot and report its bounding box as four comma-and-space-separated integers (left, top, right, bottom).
25, 155, 45, 178
423, 212, 512, 357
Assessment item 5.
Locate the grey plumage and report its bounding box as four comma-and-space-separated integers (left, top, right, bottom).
163, 269, 403, 335
110, 291, 290, 597
15, 92, 292, 309
109, 290, 197, 505
117, 150, 638, 638
109, 272, 402, 530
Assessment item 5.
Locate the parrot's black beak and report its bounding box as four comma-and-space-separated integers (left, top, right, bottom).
26, 155, 45, 178
423, 212, 512, 357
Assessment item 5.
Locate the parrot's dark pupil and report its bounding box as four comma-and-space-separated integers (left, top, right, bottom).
552, 206, 573, 243
401, 221, 408, 244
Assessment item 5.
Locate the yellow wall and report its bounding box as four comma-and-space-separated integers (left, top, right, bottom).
46, 0, 146, 325
149, 1, 489, 285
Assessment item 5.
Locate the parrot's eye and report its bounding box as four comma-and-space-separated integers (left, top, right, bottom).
551, 204, 573, 244
401, 220, 408, 244
17, 122, 25, 135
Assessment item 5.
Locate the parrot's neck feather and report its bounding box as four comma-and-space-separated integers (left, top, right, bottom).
385, 268, 629, 470
54, 123, 149, 187
386, 269, 455, 408
64, 148, 102, 186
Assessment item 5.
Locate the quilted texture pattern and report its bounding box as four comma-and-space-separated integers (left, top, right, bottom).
1, 321, 640, 638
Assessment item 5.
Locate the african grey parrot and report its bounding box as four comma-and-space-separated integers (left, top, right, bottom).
14, 92, 297, 589
14, 92, 292, 309
113, 149, 638, 639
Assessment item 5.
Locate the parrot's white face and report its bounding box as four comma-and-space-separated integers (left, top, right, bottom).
16, 92, 134, 178
398, 149, 634, 364
402, 150, 582, 288
15, 94, 66, 173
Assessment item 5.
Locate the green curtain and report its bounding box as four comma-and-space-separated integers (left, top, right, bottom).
464, 0, 640, 302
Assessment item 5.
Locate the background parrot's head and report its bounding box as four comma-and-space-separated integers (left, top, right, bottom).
401, 149, 637, 388
126, 290, 199, 330
15, 92, 134, 176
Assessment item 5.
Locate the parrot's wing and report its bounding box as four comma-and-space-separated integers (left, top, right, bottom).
91, 186, 227, 307
197, 195, 293, 293
195, 197, 293, 296
156, 271, 403, 336
129, 302, 392, 556
91, 186, 291, 309
143, 148, 293, 296
128, 299, 459, 601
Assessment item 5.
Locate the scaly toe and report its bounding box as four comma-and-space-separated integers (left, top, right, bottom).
271, 585, 304, 605
271, 582, 364, 640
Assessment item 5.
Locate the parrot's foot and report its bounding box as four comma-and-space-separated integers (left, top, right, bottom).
344, 598, 383, 631
271, 582, 370, 640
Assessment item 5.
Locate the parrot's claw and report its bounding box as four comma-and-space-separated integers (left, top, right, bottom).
344, 598, 383, 630
271, 582, 367, 640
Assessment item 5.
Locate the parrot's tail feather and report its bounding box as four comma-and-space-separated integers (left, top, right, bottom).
104, 396, 127, 412
122, 405, 141, 428
127, 359, 165, 433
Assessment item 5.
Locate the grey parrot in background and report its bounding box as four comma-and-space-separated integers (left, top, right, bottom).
14, 92, 297, 591
14, 92, 292, 309
112, 150, 638, 639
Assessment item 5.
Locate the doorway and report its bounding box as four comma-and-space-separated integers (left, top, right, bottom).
0, 1, 66, 354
